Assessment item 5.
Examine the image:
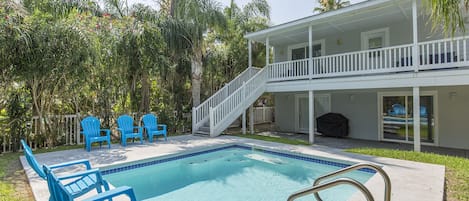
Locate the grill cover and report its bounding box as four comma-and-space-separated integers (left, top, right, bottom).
316, 113, 349, 137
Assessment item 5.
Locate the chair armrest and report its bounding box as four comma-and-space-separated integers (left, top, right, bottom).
56, 168, 102, 180
49, 159, 92, 170
134, 126, 143, 133
100, 129, 111, 137
83, 186, 137, 201
157, 124, 167, 130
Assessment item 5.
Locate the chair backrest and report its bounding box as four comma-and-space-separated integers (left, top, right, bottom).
81, 116, 101, 138
142, 114, 158, 130
391, 104, 406, 115
20, 139, 47, 179
43, 165, 72, 201
420, 106, 427, 117
117, 115, 135, 134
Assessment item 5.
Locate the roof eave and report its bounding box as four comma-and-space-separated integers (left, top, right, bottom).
244, 0, 393, 41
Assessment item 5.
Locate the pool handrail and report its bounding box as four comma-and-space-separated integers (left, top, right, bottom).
287, 177, 374, 201
312, 163, 391, 201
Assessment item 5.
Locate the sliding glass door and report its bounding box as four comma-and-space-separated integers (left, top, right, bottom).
381, 93, 435, 143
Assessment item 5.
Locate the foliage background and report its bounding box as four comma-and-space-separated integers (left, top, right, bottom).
0, 0, 270, 151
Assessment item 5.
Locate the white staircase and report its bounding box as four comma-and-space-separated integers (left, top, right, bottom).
192, 67, 267, 137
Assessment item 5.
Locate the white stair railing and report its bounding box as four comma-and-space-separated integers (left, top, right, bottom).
192, 67, 261, 133
209, 68, 267, 137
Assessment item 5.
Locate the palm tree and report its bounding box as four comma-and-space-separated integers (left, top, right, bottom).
159, 0, 226, 107
313, 0, 350, 13
424, 0, 469, 36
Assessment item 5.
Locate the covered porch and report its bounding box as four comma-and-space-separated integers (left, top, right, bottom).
242, 0, 469, 152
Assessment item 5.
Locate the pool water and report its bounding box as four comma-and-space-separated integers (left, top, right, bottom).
103, 146, 374, 201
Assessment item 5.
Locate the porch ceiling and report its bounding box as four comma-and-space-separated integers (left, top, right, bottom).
246, 0, 418, 46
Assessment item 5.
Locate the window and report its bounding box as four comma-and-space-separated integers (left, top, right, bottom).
361, 28, 389, 50
288, 40, 325, 61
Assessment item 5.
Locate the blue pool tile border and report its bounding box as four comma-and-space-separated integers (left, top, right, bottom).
101, 144, 375, 175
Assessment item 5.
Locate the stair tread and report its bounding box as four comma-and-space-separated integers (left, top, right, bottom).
194, 131, 210, 136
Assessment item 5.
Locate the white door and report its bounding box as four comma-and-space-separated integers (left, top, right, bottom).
296, 94, 331, 133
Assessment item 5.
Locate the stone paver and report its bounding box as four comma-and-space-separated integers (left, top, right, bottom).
20, 135, 445, 201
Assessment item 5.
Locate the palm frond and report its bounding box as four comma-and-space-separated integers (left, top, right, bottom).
423, 0, 467, 36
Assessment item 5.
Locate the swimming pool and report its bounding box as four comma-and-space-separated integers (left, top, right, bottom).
102, 145, 375, 201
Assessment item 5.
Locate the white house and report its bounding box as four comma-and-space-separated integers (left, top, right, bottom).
192, 0, 469, 151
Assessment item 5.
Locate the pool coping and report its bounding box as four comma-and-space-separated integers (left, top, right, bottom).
100, 144, 376, 176
19, 135, 445, 201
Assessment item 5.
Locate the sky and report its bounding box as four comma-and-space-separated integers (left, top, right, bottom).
127, 0, 366, 25
217, 0, 365, 25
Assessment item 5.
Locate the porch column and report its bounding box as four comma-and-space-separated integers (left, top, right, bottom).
412, 0, 419, 72
248, 39, 252, 67
308, 25, 313, 79
242, 110, 246, 134
249, 105, 254, 134
413, 86, 421, 152
309, 90, 315, 143
266, 37, 270, 66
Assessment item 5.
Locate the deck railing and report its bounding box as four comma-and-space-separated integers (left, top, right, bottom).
419, 36, 469, 70
269, 58, 309, 81
192, 67, 260, 133
312, 44, 414, 78
267, 37, 469, 81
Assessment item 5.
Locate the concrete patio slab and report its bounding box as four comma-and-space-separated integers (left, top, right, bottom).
20, 135, 445, 201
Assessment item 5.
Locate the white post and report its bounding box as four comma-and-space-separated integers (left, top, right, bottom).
209, 107, 214, 137
77, 113, 81, 144
309, 90, 315, 144
192, 107, 196, 134
242, 81, 247, 134
272, 46, 276, 63
412, 0, 419, 72
266, 37, 270, 66
242, 110, 247, 134
413, 86, 421, 152
249, 105, 254, 134
308, 25, 313, 79
248, 39, 252, 67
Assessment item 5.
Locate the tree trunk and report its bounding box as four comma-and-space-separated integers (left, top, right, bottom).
170, 0, 177, 17
140, 72, 150, 113
191, 50, 203, 107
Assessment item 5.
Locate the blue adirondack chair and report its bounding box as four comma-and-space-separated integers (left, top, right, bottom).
20, 140, 109, 201
81, 116, 111, 152
21, 140, 92, 179
142, 114, 167, 142
83, 186, 137, 201
388, 104, 406, 116
44, 165, 110, 201
117, 115, 144, 146
388, 104, 427, 117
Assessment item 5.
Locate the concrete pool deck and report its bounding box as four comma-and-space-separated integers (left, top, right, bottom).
20, 135, 445, 201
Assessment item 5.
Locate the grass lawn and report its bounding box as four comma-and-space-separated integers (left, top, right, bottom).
0, 144, 83, 201
229, 133, 310, 145
346, 148, 469, 201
